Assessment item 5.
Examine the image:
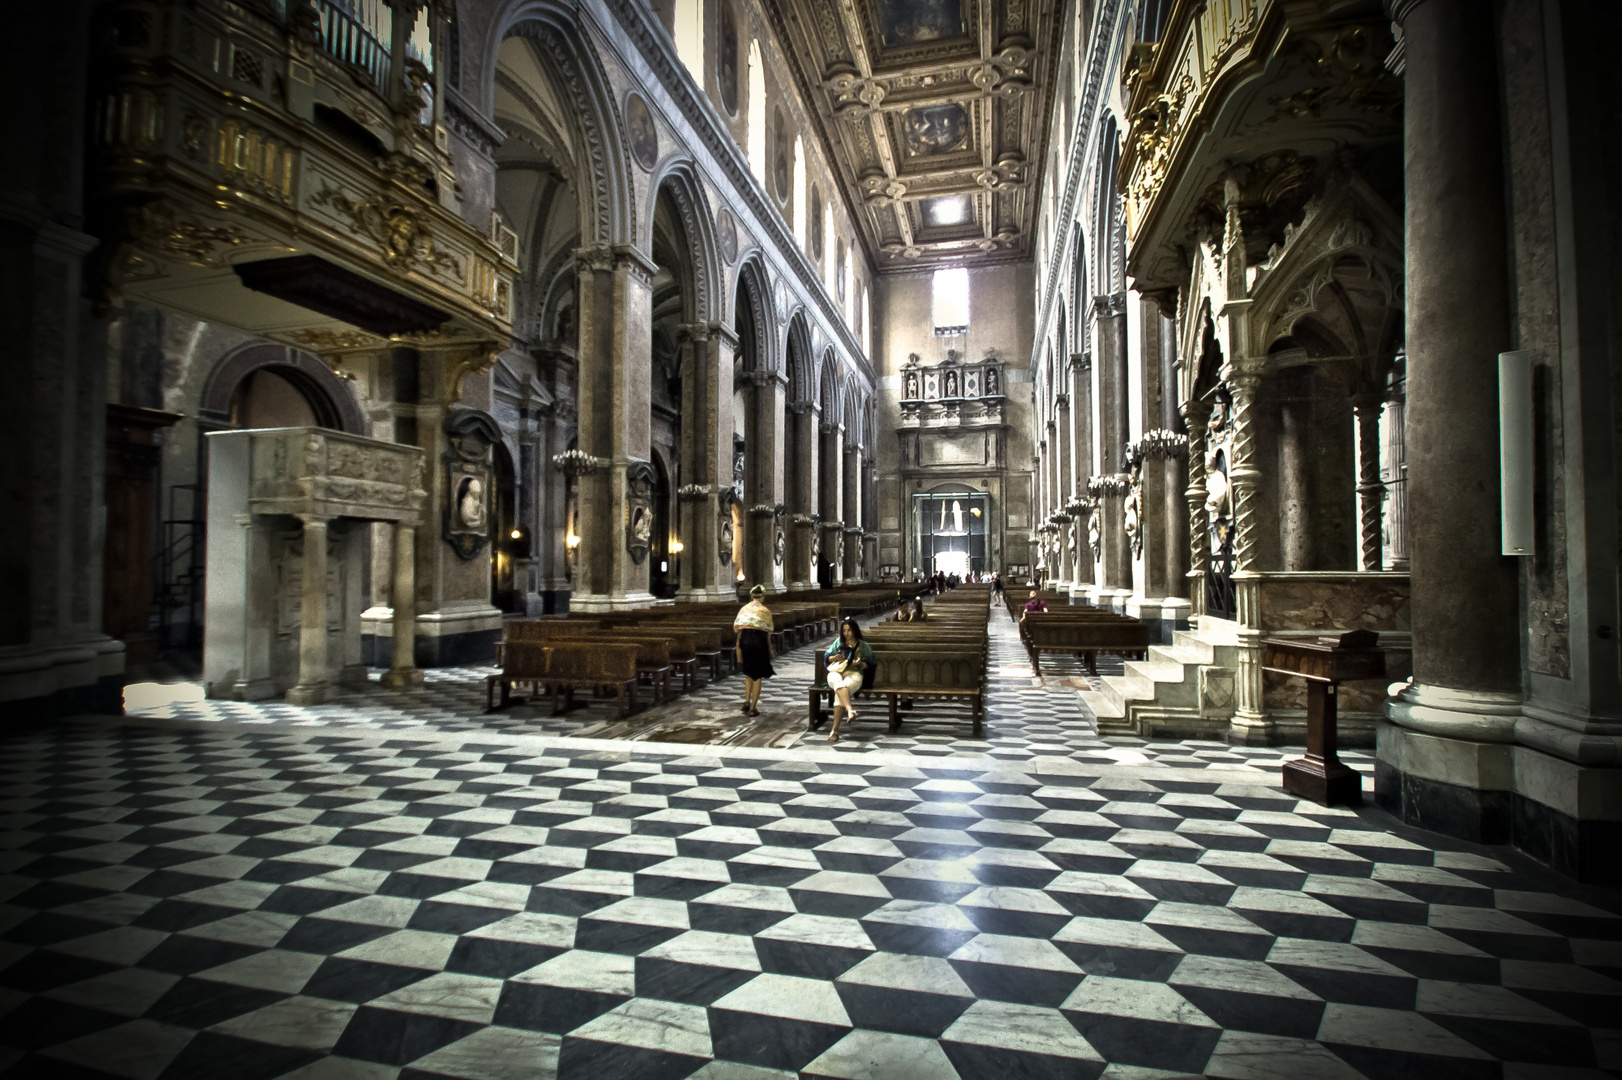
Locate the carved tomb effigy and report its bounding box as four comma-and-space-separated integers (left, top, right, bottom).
203, 428, 427, 703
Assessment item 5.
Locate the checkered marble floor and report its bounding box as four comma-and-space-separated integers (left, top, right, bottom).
1, 717, 1618, 1079
123, 604, 1376, 784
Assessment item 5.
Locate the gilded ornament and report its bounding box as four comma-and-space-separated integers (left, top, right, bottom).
311, 182, 464, 281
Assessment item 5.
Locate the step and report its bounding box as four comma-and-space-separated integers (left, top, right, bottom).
1126, 657, 1183, 683
1077, 686, 1124, 719
1103, 672, 1153, 701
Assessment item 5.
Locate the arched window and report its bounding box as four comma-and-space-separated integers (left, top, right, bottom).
718, 2, 739, 114
747, 40, 766, 185
862, 286, 872, 360
809, 184, 823, 260
772, 107, 791, 203
792, 138, 807, 242
674, 0, 703, 83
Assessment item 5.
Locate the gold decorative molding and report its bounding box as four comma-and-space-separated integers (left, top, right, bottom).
311, 182, 465, 282
129, 202, 249, 266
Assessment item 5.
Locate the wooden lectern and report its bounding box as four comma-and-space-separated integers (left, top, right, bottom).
1261, 630, 1385, 806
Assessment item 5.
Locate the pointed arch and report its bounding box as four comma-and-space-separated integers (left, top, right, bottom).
734, 256, 774, 373
785, 312, 813, 404
647, 159, 722, 325
819, 349, 842, 422
492, 1, 636, 246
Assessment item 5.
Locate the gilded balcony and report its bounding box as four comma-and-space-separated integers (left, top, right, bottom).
87, 0, 517, 365
1118, 0, 1401, 293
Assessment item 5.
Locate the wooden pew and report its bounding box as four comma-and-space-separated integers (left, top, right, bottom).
1021, 611, 1151, 675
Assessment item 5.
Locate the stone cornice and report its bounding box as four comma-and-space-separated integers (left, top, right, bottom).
603, 0, 875, 387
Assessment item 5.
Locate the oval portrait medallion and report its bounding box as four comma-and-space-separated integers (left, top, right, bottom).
626, 92, 658, 171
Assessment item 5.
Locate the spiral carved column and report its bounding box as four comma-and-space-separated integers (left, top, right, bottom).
1180, 399, 1212, 618
1353, 393, 1385, 572
1225, 372, 1263, 575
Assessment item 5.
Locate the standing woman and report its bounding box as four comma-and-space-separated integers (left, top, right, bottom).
734, 584, 775, 716
823, 617, 874, 743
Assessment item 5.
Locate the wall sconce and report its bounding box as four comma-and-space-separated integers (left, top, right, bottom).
510, 528, 523, 540
566, 533, 581, 550
670, 539, 684, 554
736, 569, 746, 582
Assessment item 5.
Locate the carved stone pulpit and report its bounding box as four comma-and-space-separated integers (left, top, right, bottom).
204, 428, 427, 703
1262, 630, 1386, 806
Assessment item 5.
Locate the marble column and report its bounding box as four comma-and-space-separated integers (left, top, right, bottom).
380, 519, 423, 688
1381, 358, 1410, 571
539, 397, 576, 608
572, 244, 656, 611
1354, 392, 1386, 571
1381, 0, 1521, 838
287, 515, 335, 705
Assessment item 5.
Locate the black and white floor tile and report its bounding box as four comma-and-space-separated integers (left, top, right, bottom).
1, 713, 1618, 1079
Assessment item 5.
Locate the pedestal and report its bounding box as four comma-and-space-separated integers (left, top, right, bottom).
1282, 681, 1362, 806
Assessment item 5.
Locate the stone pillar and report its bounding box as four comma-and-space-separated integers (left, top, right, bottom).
1182, 399, 1212, 619
1381, 358, 1410, 571
676, 323, 737, 602
572, 244, 657, 611
539, 397, 576, 609
820, 420, 844, 585
740, 369, 786, 591
1068, 353, 1094, 594
1354, 393, 1386, 571
1055, 394, 1073, 587
287, 516, 335, 705
785, 402, 819, 589
1380, 0, 1521, 838
1279, 369, 1313, 571
842, 445, 862, 582
380, 519, 423, 688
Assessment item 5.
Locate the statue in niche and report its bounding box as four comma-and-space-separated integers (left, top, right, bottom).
718, 508, 735, 566
774, 523, 785, 566
904, 369, 919, 399
457, 477, 486, 532
1089, 510, 1102, 562
625, 461, 656, 565
985, 366, 999, 395
944, 370, 959, 397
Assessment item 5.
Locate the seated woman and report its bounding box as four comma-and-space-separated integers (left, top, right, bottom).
823, 617, 874, 743
910, 597, 927, 621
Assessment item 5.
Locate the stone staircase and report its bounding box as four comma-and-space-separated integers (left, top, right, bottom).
1079, 620, 1241, 738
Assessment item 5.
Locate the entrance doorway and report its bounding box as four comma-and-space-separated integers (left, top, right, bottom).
913, 487, 989, 578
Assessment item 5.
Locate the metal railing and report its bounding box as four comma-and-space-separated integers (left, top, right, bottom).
317, 0, 391, 92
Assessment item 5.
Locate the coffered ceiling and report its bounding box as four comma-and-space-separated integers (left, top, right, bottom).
766, 0, 1063, 272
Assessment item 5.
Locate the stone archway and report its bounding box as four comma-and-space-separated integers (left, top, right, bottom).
199, 344, 367, 434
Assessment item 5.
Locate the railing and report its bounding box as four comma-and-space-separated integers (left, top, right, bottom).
157, 484, 205, 651
317, 0, 391, 93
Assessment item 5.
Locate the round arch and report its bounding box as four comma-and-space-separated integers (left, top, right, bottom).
199, 344, 366, 434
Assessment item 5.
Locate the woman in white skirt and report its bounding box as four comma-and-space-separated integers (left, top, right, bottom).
822, 618, 875, 743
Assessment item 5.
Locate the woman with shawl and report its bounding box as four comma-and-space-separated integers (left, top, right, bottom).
733, 584, 775, 716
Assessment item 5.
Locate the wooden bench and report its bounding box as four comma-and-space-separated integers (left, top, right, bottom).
542, 642, 642, 716
1022, 612, 1151, 675
505, 622, 682, 701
